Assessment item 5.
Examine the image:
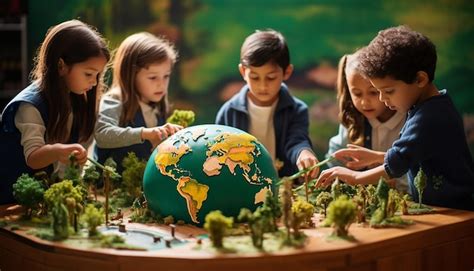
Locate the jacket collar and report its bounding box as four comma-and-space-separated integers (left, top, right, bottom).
229, 83, 295, 113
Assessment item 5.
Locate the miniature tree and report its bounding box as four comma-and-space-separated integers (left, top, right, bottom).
365, 184, 378, 216
204, 210, 233, 248
281, 178, 294, 243
352, 195, 366, 223
83, 164, 100, 201
167, 109, 195, 127
44, 180, 84, 234
51, 202, 70, 240
262, 190, 281, 232
387, 189, 401, 218
104, 157, 121, 189
315, 191, 332, 217
370, 178, 390, 225
414, 167, 427, 208
401, 194, 411, 215
88, 157, 121, 225
325, 195, 356, 237
291, 199, 315, 237
121, 152, 146, 200
331, 178, 343, 200
238, 208, 265, 249
12, 174, 45, 218
82, 204, 104, 236
63, 154, 82, 185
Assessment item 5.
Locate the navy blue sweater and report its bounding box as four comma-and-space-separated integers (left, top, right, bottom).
385, 90, 474, 210
215, 84, 313, 177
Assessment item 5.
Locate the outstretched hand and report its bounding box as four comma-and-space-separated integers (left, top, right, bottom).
333, 144, 385, 170
296, 149, 320, 179
143, 123, 183, 148
315, 166, 358, 188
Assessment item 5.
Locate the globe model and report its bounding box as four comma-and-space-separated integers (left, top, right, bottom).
143, 124, 279, 225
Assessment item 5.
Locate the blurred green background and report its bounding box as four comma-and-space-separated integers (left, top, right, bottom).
27, 0, 474, 158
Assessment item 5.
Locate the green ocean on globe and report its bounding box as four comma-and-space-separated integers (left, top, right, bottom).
143, 124, 279, 225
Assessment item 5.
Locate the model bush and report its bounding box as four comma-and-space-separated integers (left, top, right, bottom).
12, 174, 45, 218
204, 210, 233, 248
167, 109, 195, 127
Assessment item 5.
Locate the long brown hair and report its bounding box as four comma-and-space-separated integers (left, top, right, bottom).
31, 19, 110, 143
109, 32, 178, 126
336, 52, 365, 146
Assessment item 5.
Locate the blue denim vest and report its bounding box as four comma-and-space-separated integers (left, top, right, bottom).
0, 84, 49, 204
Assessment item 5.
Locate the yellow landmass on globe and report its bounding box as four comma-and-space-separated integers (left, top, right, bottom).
203, 133, 258, 181
176, 176, 209, 223
254, 186, 272, 204
154, 141, 191, 179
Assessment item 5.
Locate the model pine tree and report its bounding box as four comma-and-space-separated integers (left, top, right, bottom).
204, 210, 233, 248
63, 154, 82, 185
12, 174, 45, 218
122, 152, 147, 200
262, 190, 281, 231
83, 164, 100, 201
281, 178, 294, 243
414, 167, 427, 208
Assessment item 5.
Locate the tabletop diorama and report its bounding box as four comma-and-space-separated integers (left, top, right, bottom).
0, 110, 473, 271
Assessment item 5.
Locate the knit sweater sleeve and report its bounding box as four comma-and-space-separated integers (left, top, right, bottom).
94, 96, 143, 148
14, 102, 46, 162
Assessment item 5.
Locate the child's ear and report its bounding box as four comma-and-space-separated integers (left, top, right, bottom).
238, 63, 246, 78
416, 71, 429, 87
58, 58, 68, 76
283, 64, 294, 80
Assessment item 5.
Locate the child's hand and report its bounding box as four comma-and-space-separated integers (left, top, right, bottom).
54, 143, 87, 165
334, 144, 385, 170
296, 149, 320, 179
142, 123, 183, 147
315, 166, 358, 188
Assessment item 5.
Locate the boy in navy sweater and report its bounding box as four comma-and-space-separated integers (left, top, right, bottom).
216, 30, 319, 178
317, 26, 474, 211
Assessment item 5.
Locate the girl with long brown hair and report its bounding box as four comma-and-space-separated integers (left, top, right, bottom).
0, 20, 110, 204
94, 32, 182, 173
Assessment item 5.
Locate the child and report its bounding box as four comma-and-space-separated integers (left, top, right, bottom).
317, 26, 474, 211
326, 50, 407, 191
94, 32, 182, 173
0, 20, 110, 204
215, 29, 319, 178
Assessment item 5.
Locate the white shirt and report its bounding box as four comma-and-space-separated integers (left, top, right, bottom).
138, 100, 160, 128
368, 111, 406, 152
247, 98, 278, 161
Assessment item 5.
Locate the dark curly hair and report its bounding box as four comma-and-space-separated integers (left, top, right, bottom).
358, 25, 437, 84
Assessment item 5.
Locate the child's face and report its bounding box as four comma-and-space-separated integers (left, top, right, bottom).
347, 71, 394, 122
62, 56, 108, 95
239, 62, 292, 106
135, 59, 172, 104
370, 76, 421, 112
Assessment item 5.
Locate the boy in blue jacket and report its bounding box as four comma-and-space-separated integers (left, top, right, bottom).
317, 26, 474, 211
216, 29, 319, 178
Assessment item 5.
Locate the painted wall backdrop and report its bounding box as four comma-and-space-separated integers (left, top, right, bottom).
28, 0, 474, 158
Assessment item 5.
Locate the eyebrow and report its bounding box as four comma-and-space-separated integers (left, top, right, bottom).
85, 67, 100, 72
